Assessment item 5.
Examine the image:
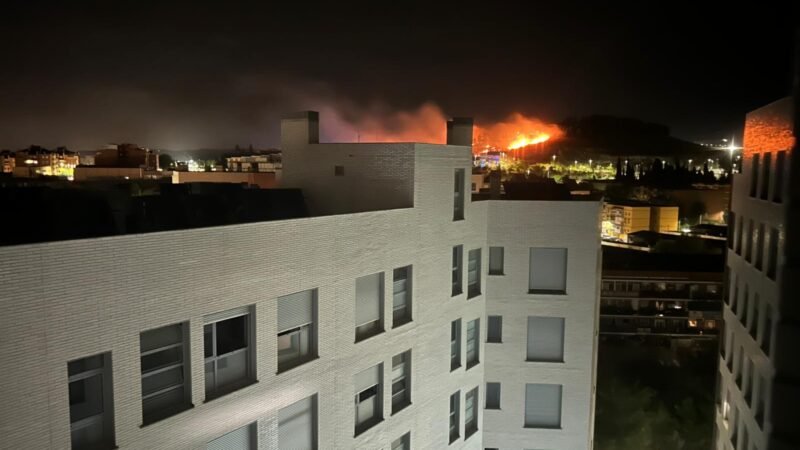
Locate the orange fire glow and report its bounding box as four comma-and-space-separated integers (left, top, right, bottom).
473, 113, 564, 154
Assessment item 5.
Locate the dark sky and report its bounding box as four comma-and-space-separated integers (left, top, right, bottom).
1, 2, 796, 150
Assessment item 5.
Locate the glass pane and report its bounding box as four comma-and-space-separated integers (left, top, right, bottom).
216, 315, 247, 355
141, 324, 182, 353
69, 374, 104, 423
142, 366, 183, 397
141, 346, 182, 373
68, 354, 104, 376
204, 324, 213, 358
216, 350, 248, 389
204, 361, 215, 395
70, 417, 105, 449
142, 386, 185, 420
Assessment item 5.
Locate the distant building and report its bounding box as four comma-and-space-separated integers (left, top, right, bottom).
602, 200, 679, 241
716, 96, 798, 450
1, 150, 14, 173
226, 151, 281, 172
94, 143, 159, 170
73, 166, 169, 181
12, 146, 79, 178
171, 170, 279, 188
600, 247, 723, 338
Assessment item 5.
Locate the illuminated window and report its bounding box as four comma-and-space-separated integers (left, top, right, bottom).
687, 319, 698, 328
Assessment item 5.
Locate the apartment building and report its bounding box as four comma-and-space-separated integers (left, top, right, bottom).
715, 96, 799, 450
0, 112, 601, 449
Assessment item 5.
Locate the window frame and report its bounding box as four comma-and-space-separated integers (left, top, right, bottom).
203, 308, 255, 401
467, 248, 482, 299
68, 352, 116, 449
140, 322, 192, 425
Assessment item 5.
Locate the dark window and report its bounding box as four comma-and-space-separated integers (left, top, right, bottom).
749, 153, 760, 197
774, 151, 786, 203
760, 152, 771, 200
334, 165, 344, 176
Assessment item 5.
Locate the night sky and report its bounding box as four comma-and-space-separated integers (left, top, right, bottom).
1, 3, 796, 150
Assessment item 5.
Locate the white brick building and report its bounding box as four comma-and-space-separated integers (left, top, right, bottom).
715, 96, 799, 450
0, 112, 601, 449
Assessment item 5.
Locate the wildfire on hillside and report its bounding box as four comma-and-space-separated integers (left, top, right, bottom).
325, 103, 563, 157
473, 112, 564, 158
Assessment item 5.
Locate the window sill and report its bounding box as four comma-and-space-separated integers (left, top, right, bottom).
451, 289, 463, 298
277, 355, 319, 375
465, 427, 478, 440
467, 291, 482, 300
528, 289, 567, 295
449, 435, 460, 445
488, 272, 504, 276
204, 379, 258, 403
450, 364, 461, 372
486, 340, 502, 344
526, 359, 565, 364
485, 406, 501, 411
524, 424, 562, 430
466, 361, 480, 371
354, 417, 383, 437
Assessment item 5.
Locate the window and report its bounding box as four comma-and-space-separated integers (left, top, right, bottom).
278, 289, 317, 373
774, 150, 786, 203
485, 382, 501, 409
140, 323, 190, 425
745, 358, 755, 405
767, 227, 778, 280
467, 248, 482, 298
526, 316, 566, 362
207, 422, 256, 450
354, 364, 383, 435
451, 319, 462, 371
524, 383, 562, 428
392, 266, 412, 327
735, 346, 744, 388
454, 168, 465, 220
334, 165, 344, 176
755, 223, 765, 270
749, 153, 760, 197
449, 391, 460, 443
204, 307, 254, 400
726, 333, 735, 372
735, 216, 744, 255
391, 350, 411, 414
278, 395, 317, 450
465, 387, 479, 438
760, 152, 771, 200
762, 304, 772, 355
68, 353, 115, 450
750, 294, 760, 340
487, 316, 502, 343
466, 318, 480, 369
529, 248, 568, 294
745, 220, 754, 262
488, 247, 504, 275
452, 245, 463, 296
756, 375, 766, 427
739, 285, 749, 328
355, 273, 384, 342
391, 432, 410, 450
727, 211, 736, 250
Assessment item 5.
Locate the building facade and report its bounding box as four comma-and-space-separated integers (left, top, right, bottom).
715, 96, 799, 450
601, 201, 679, 241
0, 112, 601, 449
